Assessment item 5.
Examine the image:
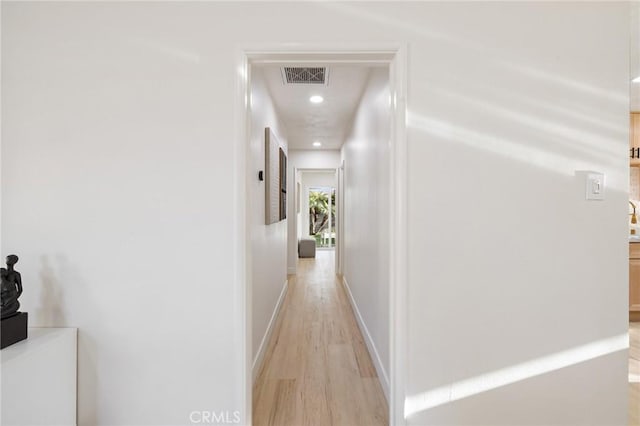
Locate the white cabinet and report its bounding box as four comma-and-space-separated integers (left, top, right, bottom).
1, 328, 77, 426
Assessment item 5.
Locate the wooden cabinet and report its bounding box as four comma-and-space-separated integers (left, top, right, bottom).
631, 113, 640, 166
629, 243, 640, 321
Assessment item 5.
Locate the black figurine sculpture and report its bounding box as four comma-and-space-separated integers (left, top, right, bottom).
1, 255, 28, 349
1, 255, 23, 319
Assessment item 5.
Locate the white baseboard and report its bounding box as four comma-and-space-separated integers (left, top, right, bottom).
287, 266, 296, 275
252, 279, 288, 382
342, 276, 390, 402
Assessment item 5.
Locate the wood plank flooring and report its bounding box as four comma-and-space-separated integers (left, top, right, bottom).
253, 250, 388, 426
631, 322, 640, 425
253, 252, 640, 425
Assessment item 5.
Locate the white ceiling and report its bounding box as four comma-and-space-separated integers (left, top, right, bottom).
257, 64, 374, 150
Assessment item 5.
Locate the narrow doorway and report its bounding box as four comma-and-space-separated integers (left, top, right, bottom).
296, 166, 343, 277
238, 47, 407, 426
298, 169, 337, 253
308, 185, 335, 249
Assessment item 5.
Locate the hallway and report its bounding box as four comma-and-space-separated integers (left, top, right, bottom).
252, 251, 388, 426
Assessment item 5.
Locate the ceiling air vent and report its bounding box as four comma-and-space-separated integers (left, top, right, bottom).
281, 67, 328, 85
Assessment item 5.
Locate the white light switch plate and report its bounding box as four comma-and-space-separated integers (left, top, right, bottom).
585, 172, 605, 200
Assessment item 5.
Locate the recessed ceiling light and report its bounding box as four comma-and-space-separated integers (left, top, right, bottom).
313, 141, 322, 147
309, 95, 324, 104
634, 76, 640, 83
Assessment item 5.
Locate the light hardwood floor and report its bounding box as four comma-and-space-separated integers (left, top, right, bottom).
631, 322, 640, 426
253, 253, 640, 425
253, 250, 388, 426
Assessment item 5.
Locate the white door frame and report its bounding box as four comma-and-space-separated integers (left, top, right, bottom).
234, 44, 408, 426
335, 165, 342, 275
298, 168, 338, 244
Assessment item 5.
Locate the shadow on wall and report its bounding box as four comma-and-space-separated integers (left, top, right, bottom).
38, 255, 98, 425
38, 255, 67, 326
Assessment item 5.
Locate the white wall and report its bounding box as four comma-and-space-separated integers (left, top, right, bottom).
248, 69, 288, 374
340, 67, 391, 397
287, 150, 340, 273
1, 3, 629, 425
404, 3, 628, 424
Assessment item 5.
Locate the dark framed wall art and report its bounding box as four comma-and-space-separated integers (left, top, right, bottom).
265, 127, 287, 224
